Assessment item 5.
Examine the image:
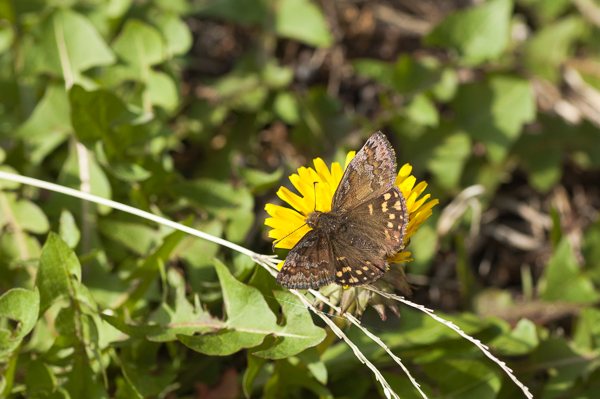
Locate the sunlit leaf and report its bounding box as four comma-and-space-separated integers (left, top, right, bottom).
113, 19, 167, 68
15, 85, 71, 165
22, 9, 115, 78
453, 75, 535, 163
426, 0, 512, 65
539, 239, 600, 303
0, 288, 39, 359
178, 260, 277, 355
36, 233, 82, 312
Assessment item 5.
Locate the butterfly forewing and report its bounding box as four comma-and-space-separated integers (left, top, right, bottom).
277, 230, 336, 289
346, 186, 408, 256
333, 132, 398, 212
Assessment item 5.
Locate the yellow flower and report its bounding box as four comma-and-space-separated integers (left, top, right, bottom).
264, 152, 438, 268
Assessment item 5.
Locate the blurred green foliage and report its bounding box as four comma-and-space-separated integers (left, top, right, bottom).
1, 0, 600, 397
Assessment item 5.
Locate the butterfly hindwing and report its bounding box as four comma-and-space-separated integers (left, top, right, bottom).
333, 131, 398, 212
277, 229, 336, 290
331, 241, 387, 286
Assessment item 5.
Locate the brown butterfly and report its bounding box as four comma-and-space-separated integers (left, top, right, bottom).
276, 132, 408, 290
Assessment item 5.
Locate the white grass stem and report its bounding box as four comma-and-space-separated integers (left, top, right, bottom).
308, 289, 427, 399
364, 287, 533, 399
0, 171, 260, 261
291, 289, 398, 399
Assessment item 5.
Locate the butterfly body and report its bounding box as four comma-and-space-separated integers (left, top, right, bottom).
276, 132, 408, 290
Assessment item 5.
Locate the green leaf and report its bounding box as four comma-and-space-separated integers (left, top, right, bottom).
299, 349, 328, 384
422, 358, 501, 398
57, 142, 113, 215
25, 359, 57, 397
178, 260, 277, 355
273, 92, 300, 124
0, 288, 40, 358
36, 233, 82, 313
453, 75, 535, 163
0, 193, 50, 234
98, 219, 159, 255
120, 356, 175, 398
514, 115, 569, 192
491, 319, 539, 355
147, 70, 179, 111
275, 0, 333, 47
252, 290, 326, 359
64, 353, 107, 398
151, 13, 193, 56
427, 131, 471, 190
0, 232, 42, 263
530, 337, 591, 397
225, 207, 254, 243
180, 261, 324, 358
583, 222, 600, 281
524, 16, 586, 81
23, 9, 115, 78
353, 59, 395, 87
539, 238, 600, 303
15, 85, 71, 165
520, 0, 572, 22
405, 94, 439, 127
0, 22, 14, 53
243, 354, 266, 398
146, 270, 221, 341
113, 19, 167, 68
59, 210, 80, 249
238, 166, 284, 194
69, 85, 134, 146
574, 308, 600, 351
109, 161, 152, 183
354, 55, 442, 95
174, 178, 254, 219
426, 0, 512, 65
174, 220, 223, 290
199, 0, 271, 26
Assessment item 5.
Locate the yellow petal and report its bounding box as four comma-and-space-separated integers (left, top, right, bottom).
290, 168, 314, 199
345, 151, 356, 168
330, 161, 343, 184
406, 185, 428, 212
313, 157, 333, 186
398, 175, 416, 198
397, 163, 413, 180
264, 207, 305, 232
410, 193, 432, 214
275, 224, 311, 249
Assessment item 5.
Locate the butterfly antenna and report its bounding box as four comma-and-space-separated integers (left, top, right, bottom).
272, 222, 308, 251
312, 181, 318, 212
271, 180, 318, 252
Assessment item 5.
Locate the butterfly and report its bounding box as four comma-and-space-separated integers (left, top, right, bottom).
276, 132, 409, 290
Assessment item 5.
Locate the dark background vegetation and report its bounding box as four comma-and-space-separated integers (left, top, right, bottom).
1, 0, 600, 397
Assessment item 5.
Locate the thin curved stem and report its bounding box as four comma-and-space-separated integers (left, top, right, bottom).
0, 171, 260, 261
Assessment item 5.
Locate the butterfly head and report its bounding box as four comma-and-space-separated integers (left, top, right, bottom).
306, 210, 342, 235
305, 211, 322, 228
